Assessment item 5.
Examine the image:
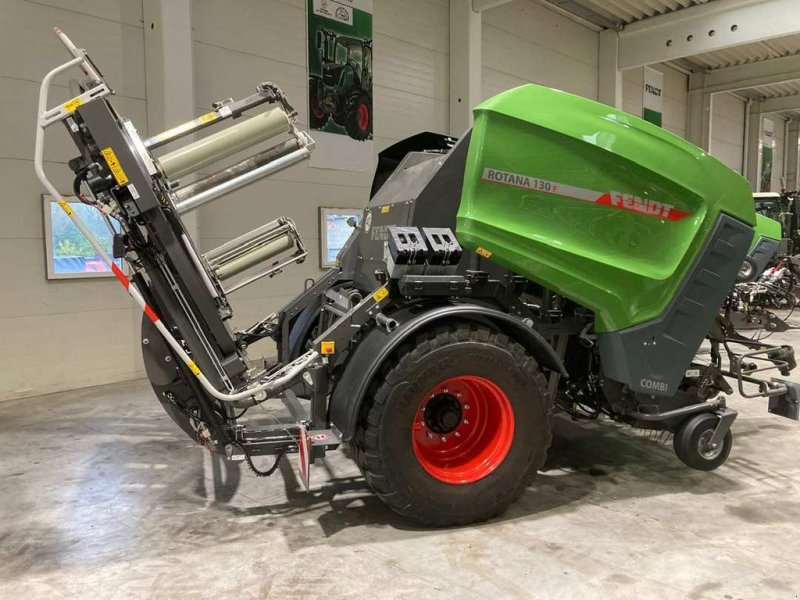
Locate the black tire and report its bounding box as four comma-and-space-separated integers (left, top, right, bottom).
308, 76, 329, 129
673, 413, 732, 471
344, 90, 371, 140
737, 257, 757, 282
351, 323, 552, 526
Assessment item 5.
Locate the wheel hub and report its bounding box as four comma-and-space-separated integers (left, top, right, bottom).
423, 393, 463, 434
411, 375, 515, 484
357, 103, 369, 130
698, 430, 723, 460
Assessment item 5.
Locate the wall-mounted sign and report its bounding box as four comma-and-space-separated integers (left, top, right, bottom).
42, 194, 124, 279
320, 207, 361, 267
643, 66, 663, 127
307, 0, 374, 172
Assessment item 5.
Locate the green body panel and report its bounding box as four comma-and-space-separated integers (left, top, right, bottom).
457, 84, 755, 332
751, 213, 782, 250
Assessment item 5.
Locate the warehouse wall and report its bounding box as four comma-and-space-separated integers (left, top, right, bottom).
481, 0, 598, 102
0, 0, 147, 400
709, 93, 746, 175
190, 0, 449, 359
622, 65, 688, 138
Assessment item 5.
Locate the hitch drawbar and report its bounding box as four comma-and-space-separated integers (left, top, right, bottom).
769, 379, 800, 420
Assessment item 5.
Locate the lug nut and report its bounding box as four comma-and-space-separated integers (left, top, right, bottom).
464, 404, 470, 410
427, 432, 433, 439
440, 436, 447, 442
454, 432, 461, 438
463, 419, 469, 425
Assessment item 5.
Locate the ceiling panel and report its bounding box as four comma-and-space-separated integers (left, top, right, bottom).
564, 0, 715, 26
736, 81, 800, 118
544, 0, 800, 104
547, 0, 800, 72
691, 33, 800, 69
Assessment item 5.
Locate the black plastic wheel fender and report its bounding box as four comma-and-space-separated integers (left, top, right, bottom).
329, 302, 567, 441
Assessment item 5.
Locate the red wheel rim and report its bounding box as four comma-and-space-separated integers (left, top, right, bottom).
357, 103, 369, 130
411, 375, 514, 484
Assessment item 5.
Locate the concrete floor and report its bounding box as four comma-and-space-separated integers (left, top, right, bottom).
2, 316, 800, 599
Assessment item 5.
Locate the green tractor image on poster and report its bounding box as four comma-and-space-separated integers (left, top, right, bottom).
309, 28, 372, 141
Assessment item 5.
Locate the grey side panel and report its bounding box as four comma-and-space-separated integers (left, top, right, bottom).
344, 132, 472, 292
748, 236, 780, 277
409, 130, 472, 231
598, 214, 753, 396
367, 152, 446, 209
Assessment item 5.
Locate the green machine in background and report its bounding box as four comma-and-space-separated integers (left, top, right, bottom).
754, 191, 800, 255
738, 213, 782, 282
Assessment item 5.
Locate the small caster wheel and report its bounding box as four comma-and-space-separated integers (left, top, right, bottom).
673, 413, 732, 471
736, 257, 757, 282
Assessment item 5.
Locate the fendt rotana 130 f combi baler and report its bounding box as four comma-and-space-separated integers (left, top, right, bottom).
36, 31, 799, 526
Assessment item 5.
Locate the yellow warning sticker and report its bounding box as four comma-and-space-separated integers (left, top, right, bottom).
475, 246, 493, 258
100, 147, 129, 186
63, 97, 83, 113
380, 205, 390, 214
372, 286, 389, 303
197, 111, 217, 124
320, 341, 336, 355
56, 198, 74, 216
187, 360, 202, 377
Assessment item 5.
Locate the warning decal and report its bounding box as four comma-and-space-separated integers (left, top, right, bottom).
481, 168, 689, 221
100, 147, 129, 186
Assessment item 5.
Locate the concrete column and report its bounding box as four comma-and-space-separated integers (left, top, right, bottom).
686, 71, 712, 150
143, 0, 198, 237
785, 119, 799, 191
745, 100, 763, 192
449, 2, 482, 136
598, 29, 622, 109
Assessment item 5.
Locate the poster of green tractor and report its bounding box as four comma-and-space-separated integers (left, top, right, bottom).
307, 0, 373, 142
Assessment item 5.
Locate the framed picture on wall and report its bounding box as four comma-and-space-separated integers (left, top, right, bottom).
319, 207, 362, 268
42, 194, 124, 279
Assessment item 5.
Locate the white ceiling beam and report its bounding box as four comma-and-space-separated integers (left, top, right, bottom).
687, 72, 712, 150
786, 120, 799, 190
143, 0, 198, 237
598, 29, 622, 109
745, 100, 763, 191
451, 1, 482, 135
472, 0, 512, 11
692, 54, 800, 93
762, 94, 800, 113
618, 0, 800, 70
